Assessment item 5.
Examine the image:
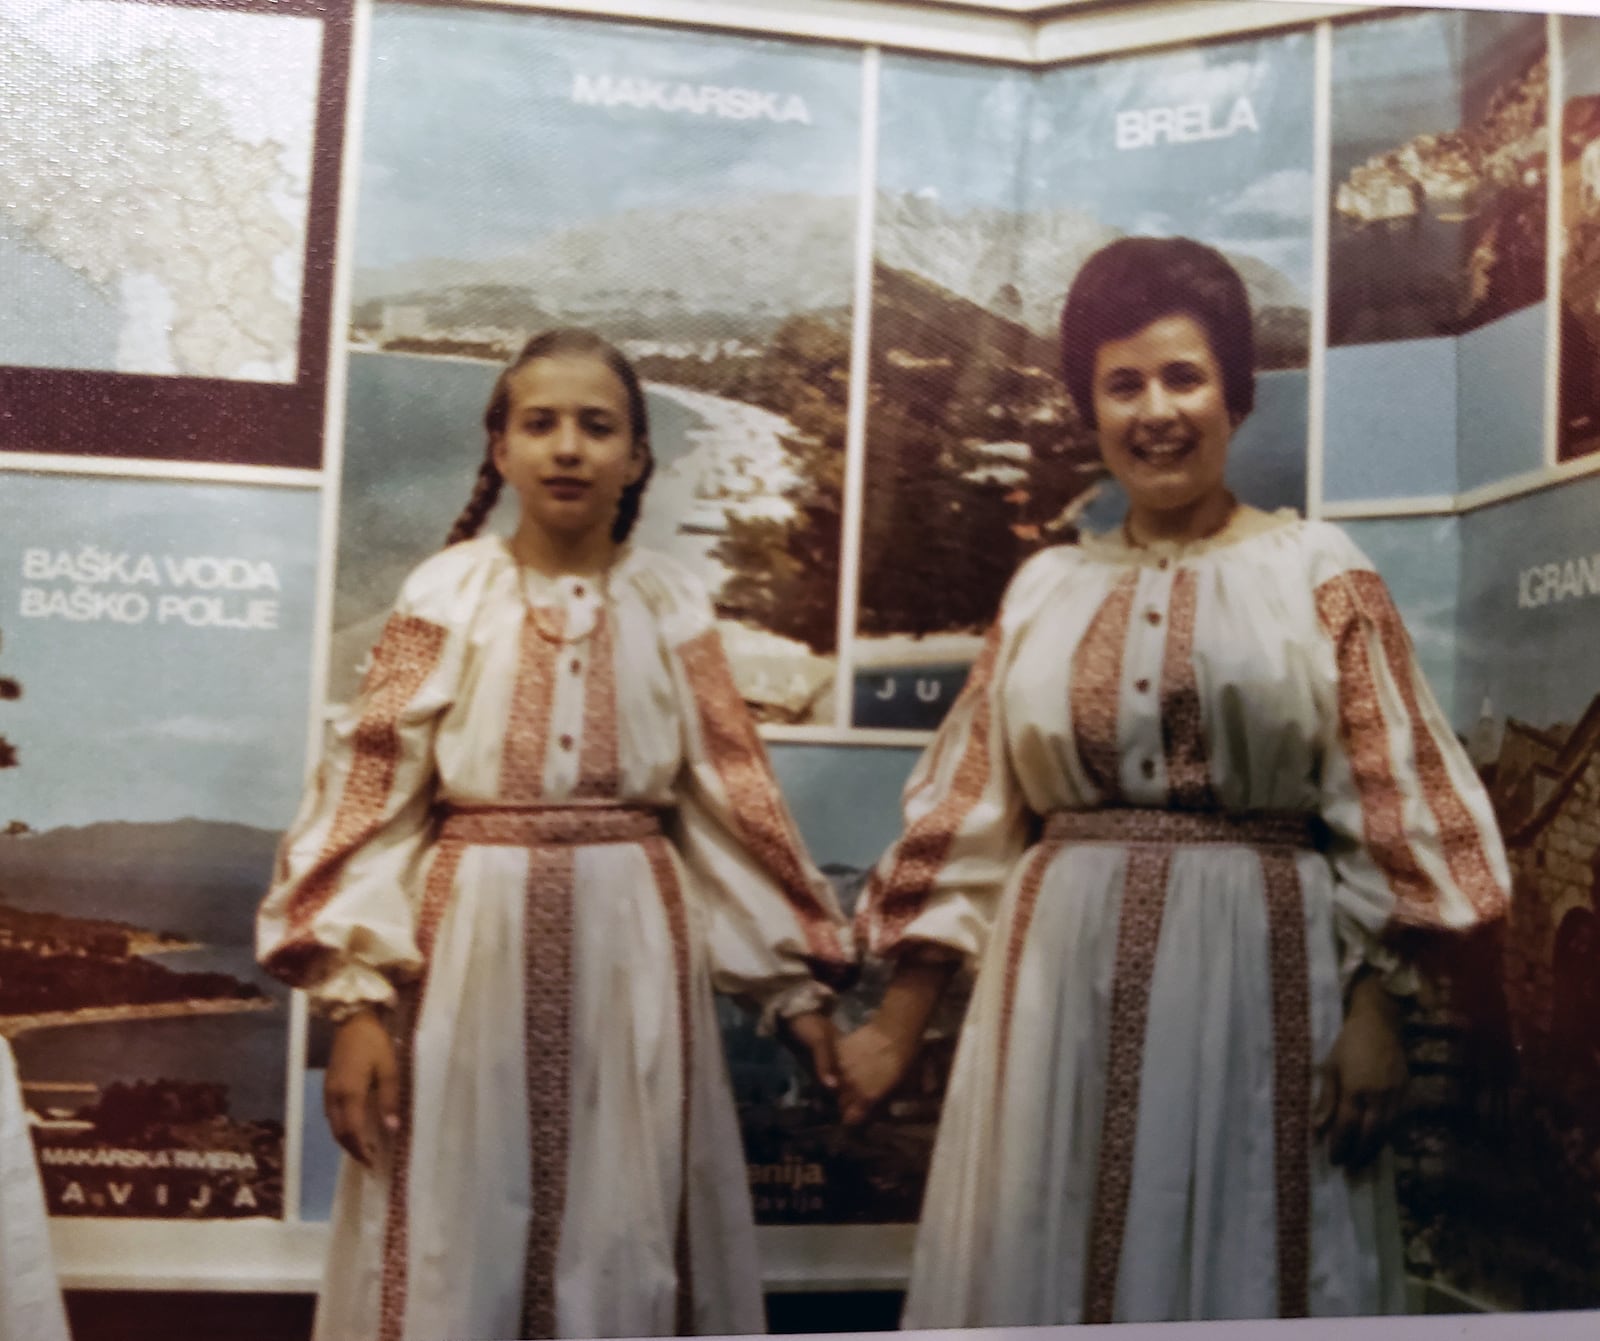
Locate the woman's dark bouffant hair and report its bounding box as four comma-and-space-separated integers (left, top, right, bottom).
443, 328, 655, 548
1058, 236, 1256, 431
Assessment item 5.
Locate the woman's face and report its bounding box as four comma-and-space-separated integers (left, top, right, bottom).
1091, 312, 1235, 524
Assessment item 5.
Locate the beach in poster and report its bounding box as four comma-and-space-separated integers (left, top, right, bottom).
857, 32, 1314, 729
333, 2, 862, 723
0, 473, 319, 1218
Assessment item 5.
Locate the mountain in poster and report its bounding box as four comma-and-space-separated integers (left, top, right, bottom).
0, 819, 280, 946
351, 194, 856, 347
874, 190, 1310, 352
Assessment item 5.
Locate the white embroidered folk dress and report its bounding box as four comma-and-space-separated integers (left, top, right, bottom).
857, 513, 1510, 1326
257, 536, 850, 1341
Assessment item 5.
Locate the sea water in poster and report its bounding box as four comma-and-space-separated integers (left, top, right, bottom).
1326, 10, 1548, 500
856, 32, 1314, 730
1559, 15, 1600, 463
336, 4, 861, 722
0, 473, 319, 1218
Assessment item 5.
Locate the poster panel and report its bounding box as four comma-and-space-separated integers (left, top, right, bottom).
1328, 9, 1546, 347
853, 56, 1037, 730
333, 3, 862, 723
1385, 473, 1600, 1310
856, 31, 1314, 730
1558, 15, 1600, 462
1326, 9, 1547, 499
0, 472, 320, 1218
0, 0, 351, 469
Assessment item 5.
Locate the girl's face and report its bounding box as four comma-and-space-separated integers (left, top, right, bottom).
492, 355, 646, 548
1091, 312, 1235, 524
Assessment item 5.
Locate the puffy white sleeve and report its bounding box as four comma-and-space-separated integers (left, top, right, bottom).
1309, 524, 1510, 992
256, 550, 476, 1014
641, 561, 853, 1026
855, 552, 1059, 964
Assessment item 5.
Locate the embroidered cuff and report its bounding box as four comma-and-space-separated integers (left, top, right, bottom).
757, 979, 836, 1037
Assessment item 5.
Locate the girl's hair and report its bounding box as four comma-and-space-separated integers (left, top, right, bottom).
1058, 236, 1256, 431
444, 328, 655, 547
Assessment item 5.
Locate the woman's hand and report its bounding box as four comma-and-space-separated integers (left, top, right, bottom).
1313, 974, 1408, 1171
783, 1010, 842, 1094
837, 1019, 923, 1127
836, 951, 959, 1127
324, 1009, 401, 1167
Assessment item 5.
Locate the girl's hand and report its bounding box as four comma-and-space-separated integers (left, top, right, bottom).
324, 1009, 401, 1167
784, 1011, 842, 1093
837, 1019, 923, 1128
1313, 974, 1407, 1170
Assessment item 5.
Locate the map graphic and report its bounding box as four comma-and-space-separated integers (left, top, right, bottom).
0, 0, 321, 382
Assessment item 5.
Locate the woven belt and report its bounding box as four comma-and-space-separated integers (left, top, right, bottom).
1044, 807, 1319, 851
435, 801, 664, 847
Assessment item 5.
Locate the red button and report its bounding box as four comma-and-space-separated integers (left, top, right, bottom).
1135, 678, 1150, 693
559, 734, 574, 751
570, 659, 582, 675
1146, 610, 1161, 626
572, 584, 585, 598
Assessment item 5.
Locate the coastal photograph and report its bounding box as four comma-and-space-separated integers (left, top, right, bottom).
856, 33, 1314, 730
1328, 9, 1547, 348
1559, 15, 1600, 463
333, 3, 863, 722
0, 473, 319, 1218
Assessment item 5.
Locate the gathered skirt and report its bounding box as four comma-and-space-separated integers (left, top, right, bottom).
313, 812, 766, 1341
903, 819, 1406, 1327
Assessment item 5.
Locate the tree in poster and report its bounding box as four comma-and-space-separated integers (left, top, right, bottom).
712, 316, 848, 654
858, 263, 1093, 639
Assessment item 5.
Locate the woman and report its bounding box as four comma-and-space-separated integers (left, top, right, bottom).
839, 237, 1508, 1324
258, 330, 848, 1340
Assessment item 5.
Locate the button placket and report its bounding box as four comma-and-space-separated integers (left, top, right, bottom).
1123, 563, 1174, 797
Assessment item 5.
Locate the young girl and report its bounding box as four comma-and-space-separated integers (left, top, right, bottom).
258, 329, 851, 1341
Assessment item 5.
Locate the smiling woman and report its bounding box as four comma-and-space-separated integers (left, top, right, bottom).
838, 236, 1511, 1326
1061, 235, 1255, 544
